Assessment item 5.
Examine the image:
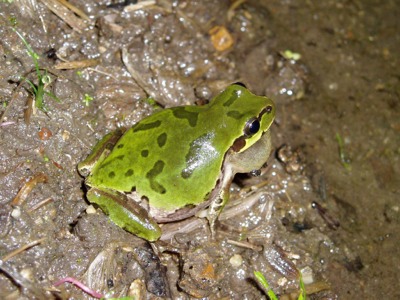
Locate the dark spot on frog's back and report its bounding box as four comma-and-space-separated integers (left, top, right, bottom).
146, 160, 167, 194
141, 150, 149, 157
172, 107, 199, 127
133, 120, 162, 133
227, 110, 243, 119
108, 171, 115, 178
223, 90, 239, 107
117, 144, 124, 149
125, 169, 134, 177
157, 133, 167, 148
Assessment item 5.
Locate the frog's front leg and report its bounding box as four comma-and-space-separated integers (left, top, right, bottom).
207, 193, 228, 238
87, 187, 162, 241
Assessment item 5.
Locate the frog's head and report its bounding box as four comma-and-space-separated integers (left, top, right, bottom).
215, 83, 275, 154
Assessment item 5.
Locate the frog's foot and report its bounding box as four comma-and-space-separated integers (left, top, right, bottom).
206, 200, 221, 238
206, 188, 230, 239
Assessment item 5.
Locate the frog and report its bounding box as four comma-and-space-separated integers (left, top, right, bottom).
78, 83, 275, 241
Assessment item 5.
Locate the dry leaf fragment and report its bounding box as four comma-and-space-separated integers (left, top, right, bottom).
209, 25, 234, 52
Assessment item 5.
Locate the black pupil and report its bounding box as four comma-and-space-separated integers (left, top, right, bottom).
248, 119, 260, 134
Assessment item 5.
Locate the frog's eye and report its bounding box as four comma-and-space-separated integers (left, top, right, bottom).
244, 118, 260, 136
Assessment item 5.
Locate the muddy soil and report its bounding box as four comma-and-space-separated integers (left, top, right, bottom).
0, 0, 399, 299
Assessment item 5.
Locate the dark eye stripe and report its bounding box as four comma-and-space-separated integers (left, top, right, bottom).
259, 105, 273, 118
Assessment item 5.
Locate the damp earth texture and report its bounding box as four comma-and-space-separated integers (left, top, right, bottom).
0, 1, 399, 299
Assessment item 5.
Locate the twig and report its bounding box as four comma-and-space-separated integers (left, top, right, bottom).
28, 197, 54, 212
2, 238, 47, 262
11, 173, 48, 207
226, 239, 263, 251
0, 121, 16, 126
39, 0, 89, 33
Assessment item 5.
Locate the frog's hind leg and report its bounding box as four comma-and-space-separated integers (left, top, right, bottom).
86, 187, 162, 241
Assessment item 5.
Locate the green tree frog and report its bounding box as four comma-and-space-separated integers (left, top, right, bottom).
78, 84, 275, 241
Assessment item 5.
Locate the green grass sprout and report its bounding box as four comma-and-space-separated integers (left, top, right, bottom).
83, 94, 94, 106
12, 28, 60, 112
335, 133, 351, 170
143, 97, 163, 111
254, 271, 307, 300
298, 272, 306, 300
254, 271, 278, 300
9, 15, 17, 26
281, 49, 302, 61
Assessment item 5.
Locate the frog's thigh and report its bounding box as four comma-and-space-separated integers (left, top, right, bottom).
87, 187, 161, 241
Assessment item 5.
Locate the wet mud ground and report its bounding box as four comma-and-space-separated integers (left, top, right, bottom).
0, 0, 399, 299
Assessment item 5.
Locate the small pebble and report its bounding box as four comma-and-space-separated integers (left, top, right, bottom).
229, 254, 243, 267
11, 206, 21, 219
300, 266, 314, 285
86, 205, 97, 214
